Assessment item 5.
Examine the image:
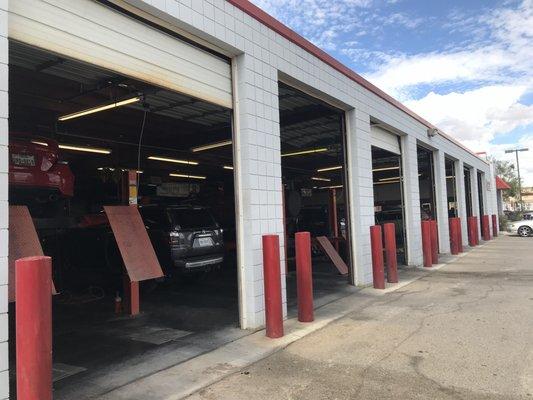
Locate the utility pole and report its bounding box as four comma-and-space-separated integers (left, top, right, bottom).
505, 148, 529, 211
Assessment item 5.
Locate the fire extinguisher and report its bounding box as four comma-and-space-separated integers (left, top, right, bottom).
114, 292, 122, 314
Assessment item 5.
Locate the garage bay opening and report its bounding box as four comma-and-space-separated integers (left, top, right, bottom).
372, 145, 407, 265
445, 158, 458, 218
8, 41, 241, 399
278, 82, 353, 312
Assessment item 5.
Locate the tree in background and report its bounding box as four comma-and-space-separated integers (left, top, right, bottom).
492, 158, 520, 200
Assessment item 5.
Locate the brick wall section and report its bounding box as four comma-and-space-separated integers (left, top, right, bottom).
456, 160, 470, 247
0, 0, 8, 397
129, 0, 497, 326
401, 134, 423, 266
1, 0, 497, 332
434, 150, 451, 254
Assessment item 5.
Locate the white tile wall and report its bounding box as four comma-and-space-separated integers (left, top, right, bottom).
434, 150, 451, 254
1, 0, 498, 341
401, 134, 423, 266
456, 160, 470, 247
126, 0, 497, 326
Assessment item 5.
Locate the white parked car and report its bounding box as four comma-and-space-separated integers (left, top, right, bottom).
508, 220, 533, 237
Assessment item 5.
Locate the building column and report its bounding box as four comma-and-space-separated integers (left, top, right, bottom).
401, 135, 423, 266
232, 54, 285, 329
471, 167, 481, 242
434, 150, 451, 253
0, 2, 8, 398
345, 109, 374, 285
456, 160, 469, 247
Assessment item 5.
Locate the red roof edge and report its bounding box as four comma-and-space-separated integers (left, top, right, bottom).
226, 0, 487, 164
496, 176, 511, 190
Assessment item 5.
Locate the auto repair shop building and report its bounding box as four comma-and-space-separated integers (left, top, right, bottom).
0, 0, 498, 397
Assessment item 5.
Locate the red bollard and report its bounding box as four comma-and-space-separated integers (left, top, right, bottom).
492, 214, 498, 237
449, 218, 459, 255
429, 219, 439, 264
295, 232, 314, 322
262, 235, 284, 338
467, 217, 476, 247
383, 223, 398, 283
473, 217, 480, 245
456, 218, 464, 253
16, 256, 53, 400
482, 215, 491, 241
370, 225, 385, 289
421, 221, 432, 267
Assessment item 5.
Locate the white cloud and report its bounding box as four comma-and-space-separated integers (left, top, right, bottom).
250, 0, 424, 50
486, 137, 533, 186
404, 85, 533, 143
361, 0, 533, 183
364, 1, 533, 98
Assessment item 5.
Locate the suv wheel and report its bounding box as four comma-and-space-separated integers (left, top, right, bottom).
517, 226, 532, 237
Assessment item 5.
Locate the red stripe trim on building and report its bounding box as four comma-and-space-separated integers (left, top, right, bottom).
226, 0, 487, 163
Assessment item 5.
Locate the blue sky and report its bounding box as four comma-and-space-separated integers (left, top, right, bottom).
250, 0, 533, 184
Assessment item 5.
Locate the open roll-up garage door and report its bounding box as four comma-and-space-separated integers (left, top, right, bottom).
371, 125, 401, 155
8, 0, 233, 108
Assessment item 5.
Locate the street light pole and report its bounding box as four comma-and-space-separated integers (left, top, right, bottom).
505, 148, 529, 211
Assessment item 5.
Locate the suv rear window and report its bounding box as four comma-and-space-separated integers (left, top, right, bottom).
140, 207, 172, 229
169, 208, 216, 229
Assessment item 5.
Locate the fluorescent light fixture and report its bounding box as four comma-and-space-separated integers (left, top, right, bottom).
316, 165, 343, 172
169, 173, 206, 180
374, 180, 400, 185
379, 176, 401, 182
223, 165, 234, 170
281, 148, 328, 157
191, 140, 232, 153
372, 166, 400, 172
31, 140, 49, 146
59, 144, 111, 154
148, 156, 198, 165
58, 96, 141, 121
311, 177, 331, 182
97, 167, 115, 171
318, 184, 343, 189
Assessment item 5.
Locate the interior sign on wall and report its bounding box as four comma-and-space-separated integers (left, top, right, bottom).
301, 188, 313, 197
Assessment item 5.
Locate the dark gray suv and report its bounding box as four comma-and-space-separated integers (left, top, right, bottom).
139, 205, 224, 275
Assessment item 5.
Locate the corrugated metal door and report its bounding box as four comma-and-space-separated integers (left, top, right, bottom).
8, 0, 233, 108
371, 126, 401, 155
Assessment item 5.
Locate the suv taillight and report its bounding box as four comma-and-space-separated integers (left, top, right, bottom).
169, 231, 186, 246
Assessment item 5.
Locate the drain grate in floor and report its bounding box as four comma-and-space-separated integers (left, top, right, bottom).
125, 326, 193, 345
53, 363, 87, 382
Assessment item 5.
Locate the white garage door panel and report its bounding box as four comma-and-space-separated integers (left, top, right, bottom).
371, 126, 401, 155
9, 0, 233, 108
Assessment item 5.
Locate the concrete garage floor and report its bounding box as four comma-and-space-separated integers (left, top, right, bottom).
42, 256, 353, 400
50, 264, 245, 400
188, 235, 533, 400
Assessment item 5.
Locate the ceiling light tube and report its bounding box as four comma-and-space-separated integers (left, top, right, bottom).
31, 140, 49, 147
59, 144, 111, 154
148, 156, 198, 165
316, 165, 343, 172
169, 173, 206, 180
58, 96, 141, 121
281, 148, 328, 157
379, 176, 401, 182
191, 140, 232, 152
372, 166, 400, 172
311, 177, 331, 182
374, 180, 400, 185
223, 165, 234, 170
318, 184, 343, 189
